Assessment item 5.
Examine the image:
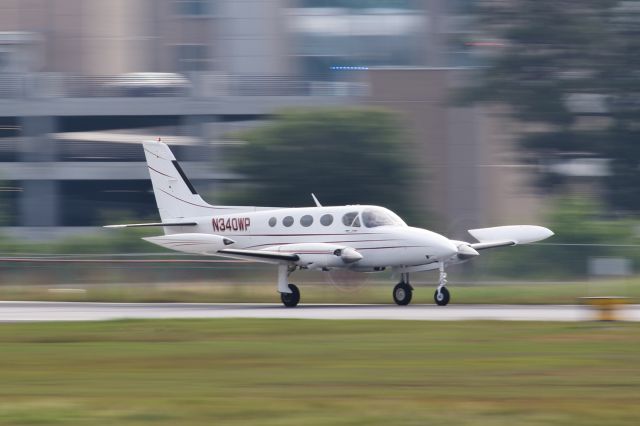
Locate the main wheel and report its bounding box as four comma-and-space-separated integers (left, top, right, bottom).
393, 282, 413, 306
280, 284, 300, 307
434, 287, 450, 306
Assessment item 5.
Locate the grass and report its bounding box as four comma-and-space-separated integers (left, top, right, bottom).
0, 277, 638, 305
1, 257, 638, 304
0, 320, 639, 425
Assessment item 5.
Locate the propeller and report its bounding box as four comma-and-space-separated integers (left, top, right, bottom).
325, 268, 369, 292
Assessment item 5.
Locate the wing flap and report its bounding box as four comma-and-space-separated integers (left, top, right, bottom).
218, 248, 300, 263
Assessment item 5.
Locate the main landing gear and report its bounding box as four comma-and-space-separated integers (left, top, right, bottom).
280, 284, 300, 307
393, 264, 451, 306
393, 273, 413, 305
278, 264, 301, 307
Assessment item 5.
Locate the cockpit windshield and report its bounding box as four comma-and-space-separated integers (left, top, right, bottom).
362, 208, 406, 228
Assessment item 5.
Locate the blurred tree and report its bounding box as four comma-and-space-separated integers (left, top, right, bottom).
480, 196, 639, 278
224, 108, 415, 220
464, 0, 640, 213
0, 179, 15, 226
299, 0, 413, 9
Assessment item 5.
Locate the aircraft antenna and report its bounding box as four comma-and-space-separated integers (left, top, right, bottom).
311, 193, 322, 207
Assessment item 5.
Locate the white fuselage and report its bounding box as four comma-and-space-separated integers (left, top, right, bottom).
165, 205, 459, 270
112, 140, 553, 306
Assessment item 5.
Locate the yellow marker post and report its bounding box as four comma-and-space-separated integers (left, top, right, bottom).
579, 297, 630, 321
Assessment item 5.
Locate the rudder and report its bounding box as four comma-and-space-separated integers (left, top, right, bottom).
143, 140, 216, 220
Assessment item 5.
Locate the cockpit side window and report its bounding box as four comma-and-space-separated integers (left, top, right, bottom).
362, 208, 406, 228
341, 211, 361, 227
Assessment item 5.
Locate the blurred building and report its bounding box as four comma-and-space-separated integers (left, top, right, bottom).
0, 0, 545, 235
0, 0, 350, 231
367, 67, 544, 235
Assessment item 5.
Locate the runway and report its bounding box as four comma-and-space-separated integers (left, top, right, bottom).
1, 301, 639, 322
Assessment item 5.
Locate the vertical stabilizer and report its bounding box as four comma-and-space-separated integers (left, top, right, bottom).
143, 141, 216, 220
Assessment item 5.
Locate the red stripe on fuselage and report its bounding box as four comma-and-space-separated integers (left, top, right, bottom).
244, 239, 399, 250
224, 232, 381, 237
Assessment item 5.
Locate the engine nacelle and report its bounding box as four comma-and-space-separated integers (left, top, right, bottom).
143, 233, 235, 255
266, 243, 363, 270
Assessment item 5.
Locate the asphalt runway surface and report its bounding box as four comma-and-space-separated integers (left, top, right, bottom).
1, 301, 639, 322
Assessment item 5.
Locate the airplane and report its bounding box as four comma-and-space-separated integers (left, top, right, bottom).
106, 140, 554, 307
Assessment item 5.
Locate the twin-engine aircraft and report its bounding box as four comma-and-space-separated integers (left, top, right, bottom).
106, 140, 554, 307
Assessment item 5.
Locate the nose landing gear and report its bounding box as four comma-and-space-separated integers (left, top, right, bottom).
434, 263, 450, 306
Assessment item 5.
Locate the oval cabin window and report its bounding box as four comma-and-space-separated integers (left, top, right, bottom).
320, 214, 333, 226
300, 215, 313, 227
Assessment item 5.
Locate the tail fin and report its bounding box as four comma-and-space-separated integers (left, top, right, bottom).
143, 140, 216, 220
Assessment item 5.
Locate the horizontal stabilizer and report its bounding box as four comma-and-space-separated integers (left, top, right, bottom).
143, 233, 234, 255
469, 225, 554, 246
104, 221, 197, 229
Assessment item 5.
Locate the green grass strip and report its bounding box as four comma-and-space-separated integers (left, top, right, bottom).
0, 319, 639, 425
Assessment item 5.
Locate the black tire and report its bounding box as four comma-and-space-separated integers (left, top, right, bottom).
434, 287, 450, 306
393, 282, 413, 306
280, 284, 300, 307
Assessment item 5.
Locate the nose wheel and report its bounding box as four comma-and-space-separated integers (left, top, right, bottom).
434, 287, 450, 306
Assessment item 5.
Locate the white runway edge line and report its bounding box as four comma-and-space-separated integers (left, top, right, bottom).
1, 302, 640, 322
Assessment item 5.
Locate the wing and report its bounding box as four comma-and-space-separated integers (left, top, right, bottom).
469, 241, 516, 251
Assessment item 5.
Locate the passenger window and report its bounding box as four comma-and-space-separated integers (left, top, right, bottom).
320, 214, 333, 226
341, 212, 361, 227
268, 217, 277, 227
283, 216, 294, 227
300, 215, 313, 227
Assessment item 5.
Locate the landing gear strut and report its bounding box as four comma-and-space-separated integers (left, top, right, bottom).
393, 273, 413, 306
434, 263, 450, 306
